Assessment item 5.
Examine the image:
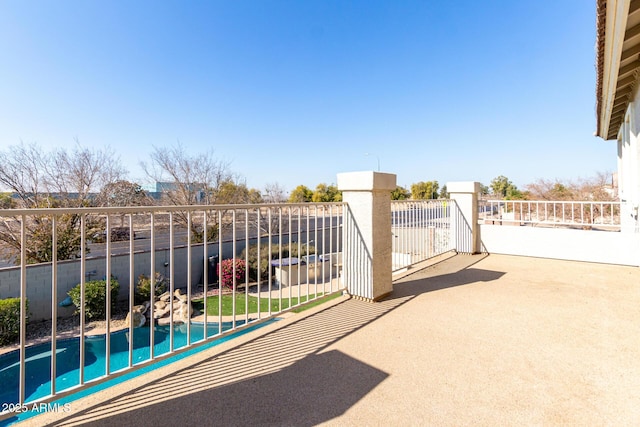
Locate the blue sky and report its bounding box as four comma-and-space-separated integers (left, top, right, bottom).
0, 1, 614, 193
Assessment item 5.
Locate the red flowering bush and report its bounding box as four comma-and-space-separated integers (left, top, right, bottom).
218, 258, 246, 289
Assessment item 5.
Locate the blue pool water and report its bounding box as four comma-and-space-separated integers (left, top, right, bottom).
0, 321, 253, 407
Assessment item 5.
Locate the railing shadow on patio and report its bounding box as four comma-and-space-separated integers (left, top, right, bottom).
31, 295, 404, 426
28, 253, 501, 427
390, 253, 504, 297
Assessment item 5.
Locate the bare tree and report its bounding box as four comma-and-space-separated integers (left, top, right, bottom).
524, 179, 573, 201
0, 141, 127, 264
524, 172, 616, 201
141, 143, 235, 206
95, 180, 152, 207
574, 171, 617, 201
140, 143, 248, 242
41, 140, 126, 206
254, 183, 287, 235
263, 182, 287, 204
94, 180, 154, 228
0, 142, 48, 207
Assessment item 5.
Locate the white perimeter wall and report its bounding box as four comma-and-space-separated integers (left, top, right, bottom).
480, 224, 640, 266
0, 245, 214, 321
0, 228, 342, 321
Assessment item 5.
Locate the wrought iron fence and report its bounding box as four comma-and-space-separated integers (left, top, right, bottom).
391, 200, 454, 271
0, 203, 344, 413
479, 200, 621, 230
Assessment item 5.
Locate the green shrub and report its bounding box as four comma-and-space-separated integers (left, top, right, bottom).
68, 278, 120, 320
240, 243, 315, 281
0, 298, 27, 346
135, 272, 167, 304
191, 224, 219, 244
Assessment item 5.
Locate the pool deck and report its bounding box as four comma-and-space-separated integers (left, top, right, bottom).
16, 253, 640, 426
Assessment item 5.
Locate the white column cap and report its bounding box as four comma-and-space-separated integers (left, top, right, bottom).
447, 181, 481, 194
337, 171, 396, 192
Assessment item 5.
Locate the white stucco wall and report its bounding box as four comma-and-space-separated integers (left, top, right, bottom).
0, 245, 212, 321
480, 224, 640, 266
617, 89, 640, 231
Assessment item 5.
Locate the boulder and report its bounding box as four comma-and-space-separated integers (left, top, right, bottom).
142, 288, 199, 325
125, 309, 146, 328
132, 304, 147, 315
178, 303, 190, 323
153, 307, 170, 319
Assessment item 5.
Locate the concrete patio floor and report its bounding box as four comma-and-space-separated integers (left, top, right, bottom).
20, 253, 640, 426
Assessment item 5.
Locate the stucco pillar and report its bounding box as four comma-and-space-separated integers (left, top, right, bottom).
337, 171, 396, 301
447, 181, 481, 254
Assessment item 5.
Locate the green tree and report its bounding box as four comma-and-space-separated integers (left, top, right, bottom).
247, 188, 263, 204
489, 176, 526, 199
312, 183, 342, 202
391, 185, 411, 200
288, 185, 313, 203
549, 183, 572, 200
439, 185, 449, 199
216, 180, 257, 204
490, 175, 513, 198
411, 181, 439, 199
505, 185, 526, 200
0, 193, 13, 209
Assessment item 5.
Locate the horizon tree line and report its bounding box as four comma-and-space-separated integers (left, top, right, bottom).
0, 141, 616, 264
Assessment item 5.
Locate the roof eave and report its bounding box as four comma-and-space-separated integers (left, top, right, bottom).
596, 0, 631, 141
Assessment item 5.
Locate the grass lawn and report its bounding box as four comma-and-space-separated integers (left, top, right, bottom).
192, 291, 342, 316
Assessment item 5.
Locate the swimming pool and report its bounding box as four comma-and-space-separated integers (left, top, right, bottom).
0, 321, 254, 407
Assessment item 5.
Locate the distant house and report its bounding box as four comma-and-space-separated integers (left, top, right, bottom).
151, 181, 207, 202
595, 0, 640, 231
155, 182, 178, 193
